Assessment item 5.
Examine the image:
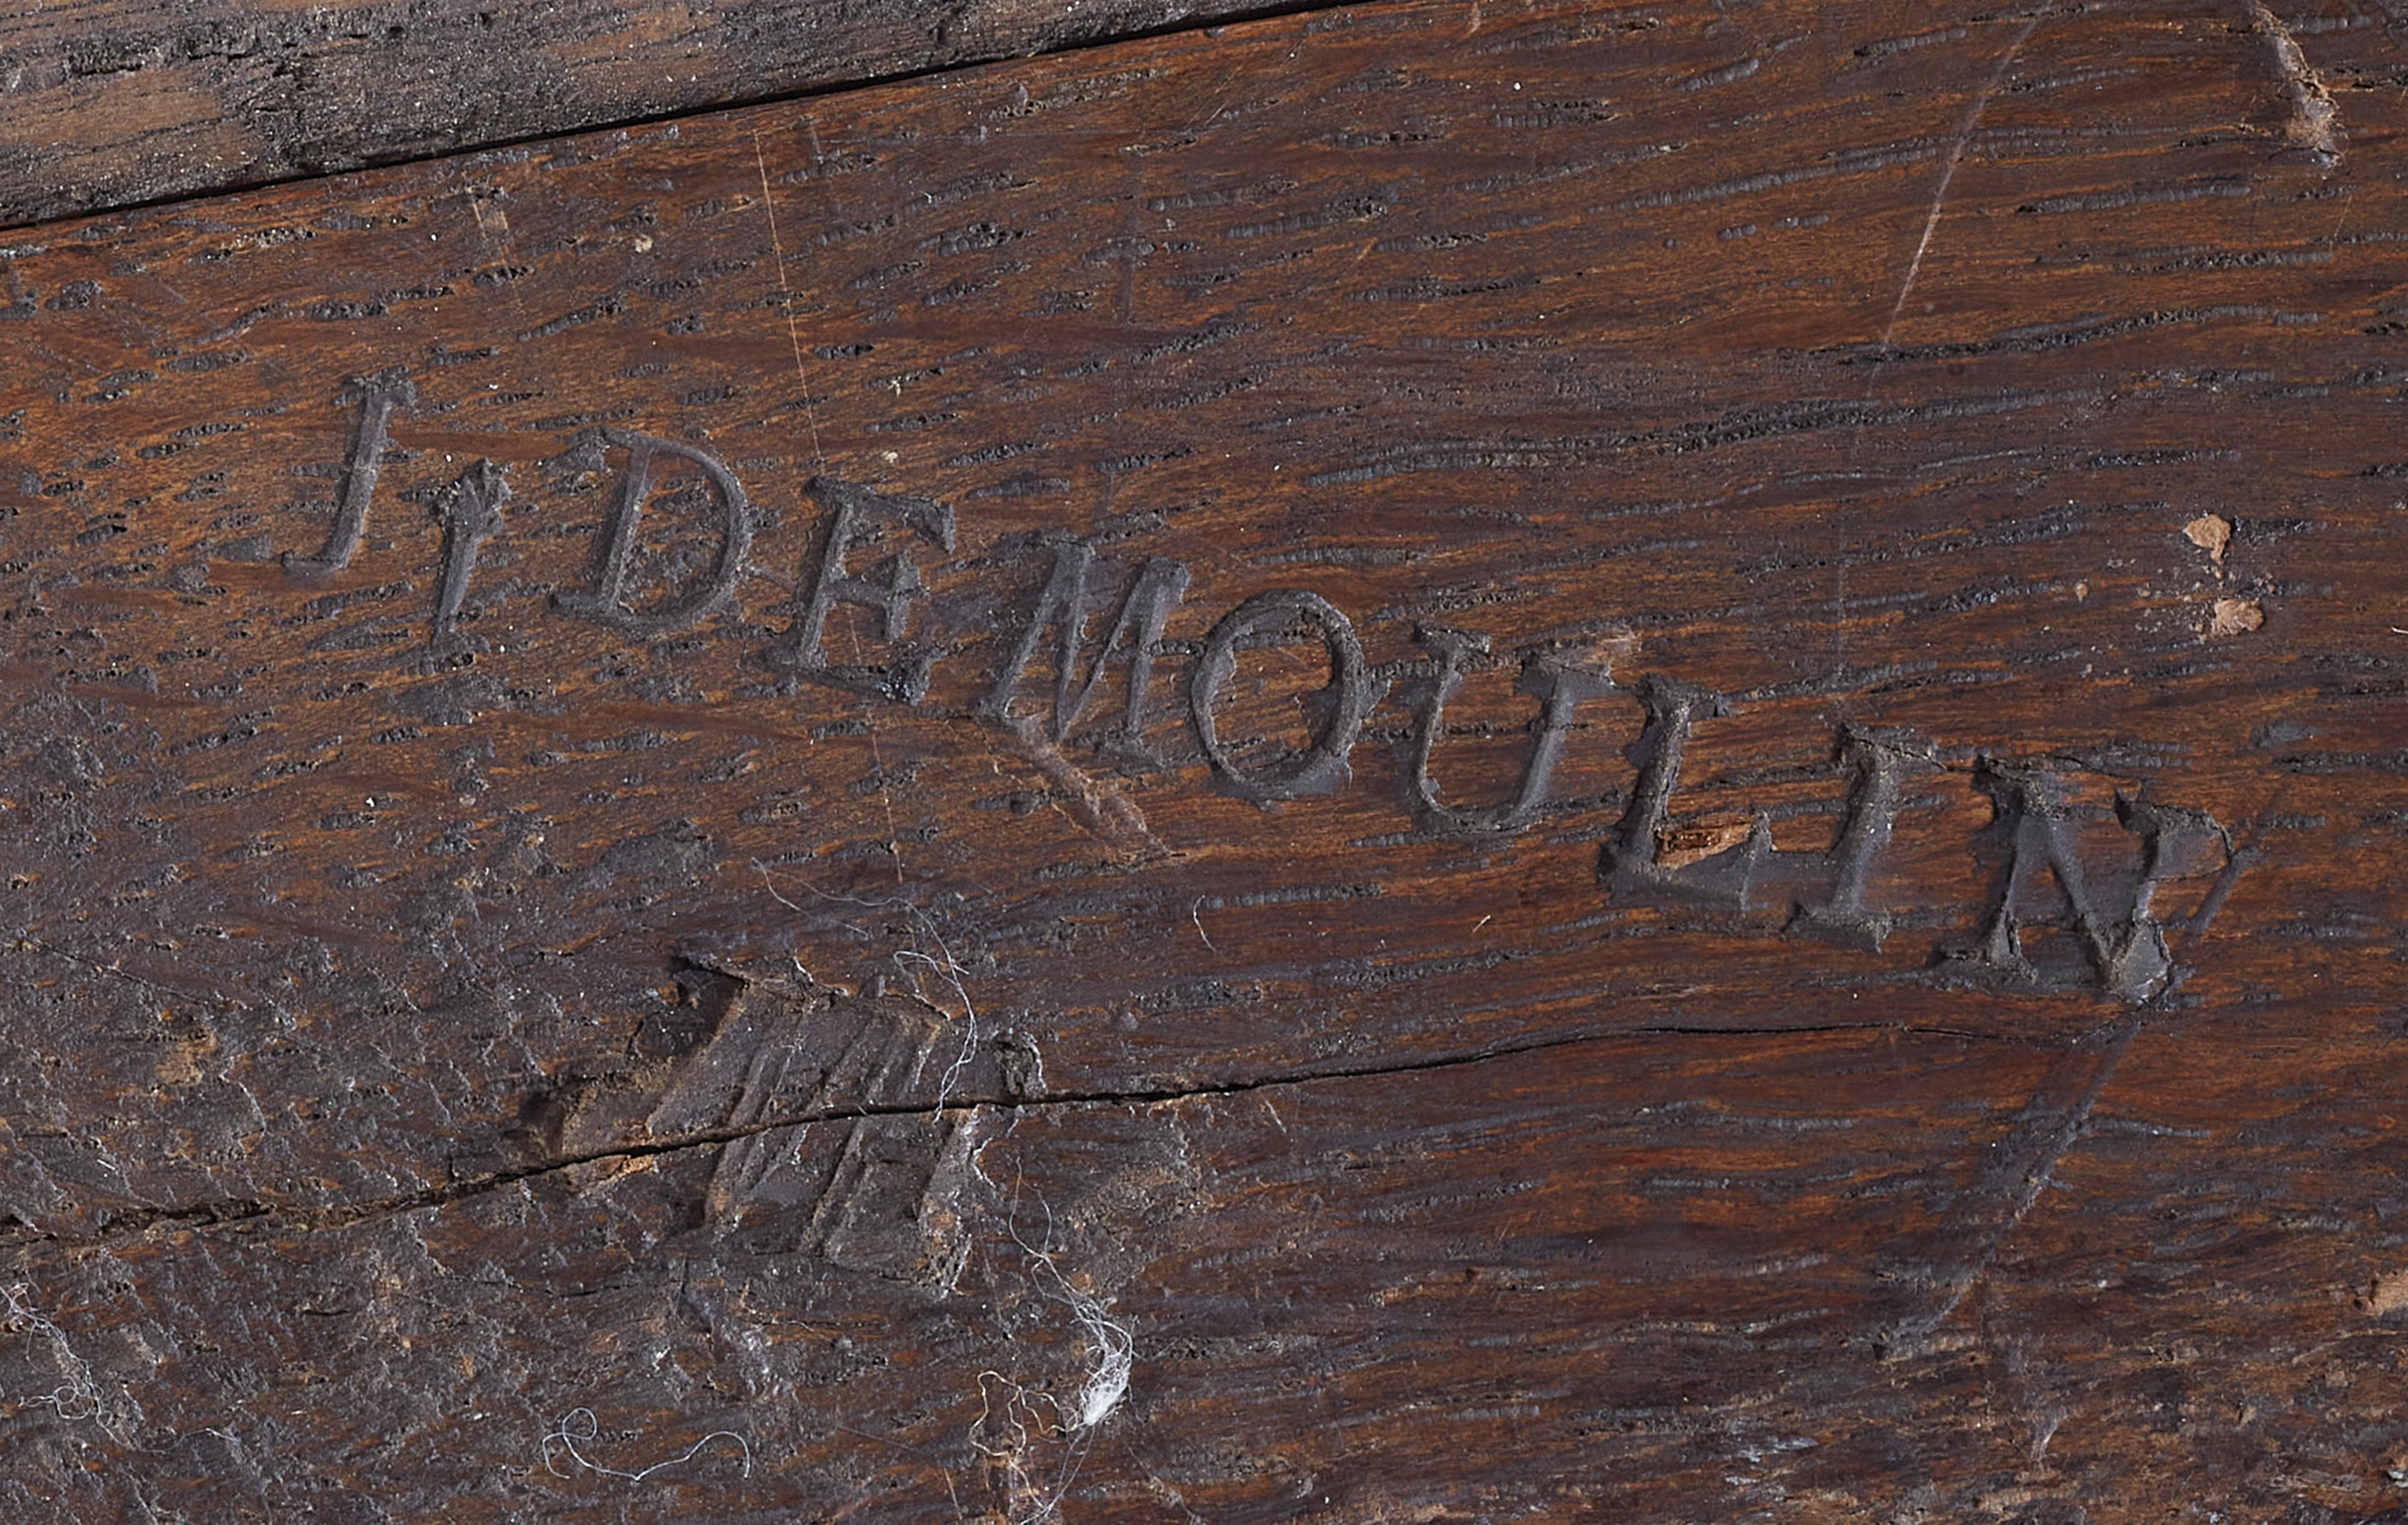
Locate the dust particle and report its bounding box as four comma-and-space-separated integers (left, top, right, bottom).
2183, 514, 2232, 566
2208, 598, 2265, 637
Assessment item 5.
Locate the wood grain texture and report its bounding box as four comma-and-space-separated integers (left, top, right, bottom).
1, 0, 2406, 1519
0, 0, 1272, 228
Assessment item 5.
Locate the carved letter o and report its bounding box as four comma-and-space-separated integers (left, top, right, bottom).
1189, 589, 1370, 802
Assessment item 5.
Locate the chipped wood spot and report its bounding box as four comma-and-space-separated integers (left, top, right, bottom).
2366, 1269, 2408, 1316
2242, 0, 2343, 163
2208, 596, 2266, 637
1656, 819, 1758, 869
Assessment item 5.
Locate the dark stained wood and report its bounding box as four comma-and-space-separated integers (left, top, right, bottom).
0, 0, 1276, 228
2, 0, 2408, 1519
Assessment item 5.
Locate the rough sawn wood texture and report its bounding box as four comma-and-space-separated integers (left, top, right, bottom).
0, 0, 1270, 228
0, 1, 2406, 1521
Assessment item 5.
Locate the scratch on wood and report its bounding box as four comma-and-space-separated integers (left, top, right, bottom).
753, 124, 827, 468
1883, 832, 2254, 1352
1881, 14, 2041, 348
998, 713, 1167, 858
1878, 1007, 2143, 1356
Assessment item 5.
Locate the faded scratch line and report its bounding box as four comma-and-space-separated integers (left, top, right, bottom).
1881, 820, 2261, 1353
1000, 714, 1165, 858
1881, 13, 2041, 350
759, 120, 904, 879
759, 122, 904, 882
1885, 1006, 2142, 1352
752, 126, 826, 471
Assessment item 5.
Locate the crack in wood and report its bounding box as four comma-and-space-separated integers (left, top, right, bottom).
1, 1013, 2037, 1258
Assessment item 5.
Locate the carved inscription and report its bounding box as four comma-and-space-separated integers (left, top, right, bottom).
1190, 589, 1374, 802
1601, 675, 1766, 909
1789, 728, 1938, 953
982, 540, 1188, 766
552, 428, 752, 634
1405, 626, 1615, 836
432, 458, 508, 644
772, 477, 955, 702
1941, 767, 2227, 1003
285, 371, 415, 577
538, 971, 989, 1278
229, 376, 2249, 1001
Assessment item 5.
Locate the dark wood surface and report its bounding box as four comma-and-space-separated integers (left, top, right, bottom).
0, 0, 1273, 227
3, 0, 2407, 1520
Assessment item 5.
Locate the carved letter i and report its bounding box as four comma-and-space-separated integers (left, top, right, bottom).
432, 458, 508, 643
287, 371, 415, 578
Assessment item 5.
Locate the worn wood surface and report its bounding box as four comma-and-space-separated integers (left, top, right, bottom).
3, 0, 2408, 1520
0, 0, 1271, 228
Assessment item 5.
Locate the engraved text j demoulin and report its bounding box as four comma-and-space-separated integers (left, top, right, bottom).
277, 376, 2245, 1004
